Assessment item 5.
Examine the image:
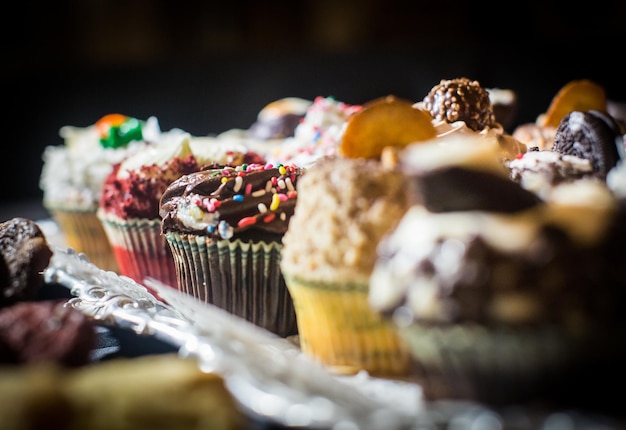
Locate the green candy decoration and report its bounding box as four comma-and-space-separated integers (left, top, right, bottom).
97, 114, 144, 149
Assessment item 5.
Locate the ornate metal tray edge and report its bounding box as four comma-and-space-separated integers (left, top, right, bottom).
44, 247, 431, 430
45, 247, 622, 430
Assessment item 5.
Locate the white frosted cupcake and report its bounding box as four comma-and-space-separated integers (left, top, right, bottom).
40, 114, 179, 271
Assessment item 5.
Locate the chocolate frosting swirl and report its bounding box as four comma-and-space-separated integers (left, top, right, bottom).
160, 163, 304, 239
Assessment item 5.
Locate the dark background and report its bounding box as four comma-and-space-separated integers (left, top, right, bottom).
3, 0, 625, 215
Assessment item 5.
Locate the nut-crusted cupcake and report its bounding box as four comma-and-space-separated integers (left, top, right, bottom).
280, 156, 413, 377
369, 137, 626, 409
159, 162, 303, 337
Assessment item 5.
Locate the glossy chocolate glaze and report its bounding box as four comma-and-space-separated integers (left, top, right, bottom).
160, 164, 304, 239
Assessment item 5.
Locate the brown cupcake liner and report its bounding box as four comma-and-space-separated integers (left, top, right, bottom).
49, 209, 119, 272
165, 232, 297, 338
98, 211, 177, 290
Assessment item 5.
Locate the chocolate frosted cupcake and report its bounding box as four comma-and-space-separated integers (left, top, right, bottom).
369, 137, 626, 409
159, 162, 303, 337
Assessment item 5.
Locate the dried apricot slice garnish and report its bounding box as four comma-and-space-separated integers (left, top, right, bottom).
339, 95, 437, 159
542, 80, 607, 128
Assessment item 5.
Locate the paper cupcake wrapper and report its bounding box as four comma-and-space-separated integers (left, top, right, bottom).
165, 232, 298, 338
282, 273, 411, 378
395, 322, 599, 404
50, 209, 119, 272
98, 213, 177, 290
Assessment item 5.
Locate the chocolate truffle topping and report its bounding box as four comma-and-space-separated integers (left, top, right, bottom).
423, 78, 496, 132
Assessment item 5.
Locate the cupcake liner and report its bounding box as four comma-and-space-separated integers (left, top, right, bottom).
282, 273, 411, 377
165, 232, 298, 338
49, 209, 119, 272
98, 211, 178, 290
395, 322, 603, 405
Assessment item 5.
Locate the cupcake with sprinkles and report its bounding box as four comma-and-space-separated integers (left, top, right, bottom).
159, 162, 303, 337
98, 131, 258, 292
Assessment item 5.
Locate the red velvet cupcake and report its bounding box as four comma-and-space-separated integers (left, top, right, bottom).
98, 134, 260, 291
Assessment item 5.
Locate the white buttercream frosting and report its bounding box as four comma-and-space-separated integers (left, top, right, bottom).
40, 116, 181, 211
266, 96, 361, 167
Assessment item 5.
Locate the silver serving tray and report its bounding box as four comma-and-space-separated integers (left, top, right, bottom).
44, 247, 621, 430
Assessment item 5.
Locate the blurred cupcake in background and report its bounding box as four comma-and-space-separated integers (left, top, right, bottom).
416, 77, 527, 162
265, 96, 362, 167
215, 95, 360, 168
40, 114, 177, 271
369, 134, 626, 410
214, 96, 312, 156
98, 132, 262, 291
159, 162, 303, 337
512, 79, 608, 151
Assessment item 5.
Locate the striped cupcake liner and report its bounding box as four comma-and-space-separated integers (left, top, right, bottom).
49, 209, 119, 272
97, 211, 178, 290
165, 232, 298, 338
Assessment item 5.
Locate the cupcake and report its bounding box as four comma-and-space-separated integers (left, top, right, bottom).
266, 96, 362, 167
216, 95, 362, 168
280, 156, 413, 377
98, 133, 259, 291
508, 109, 625, 200
213, 96, 312, 159
247, 97, 312, 140
159, 162, 303, 337
368, 135, 626, 410
40, 114, 180, 271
